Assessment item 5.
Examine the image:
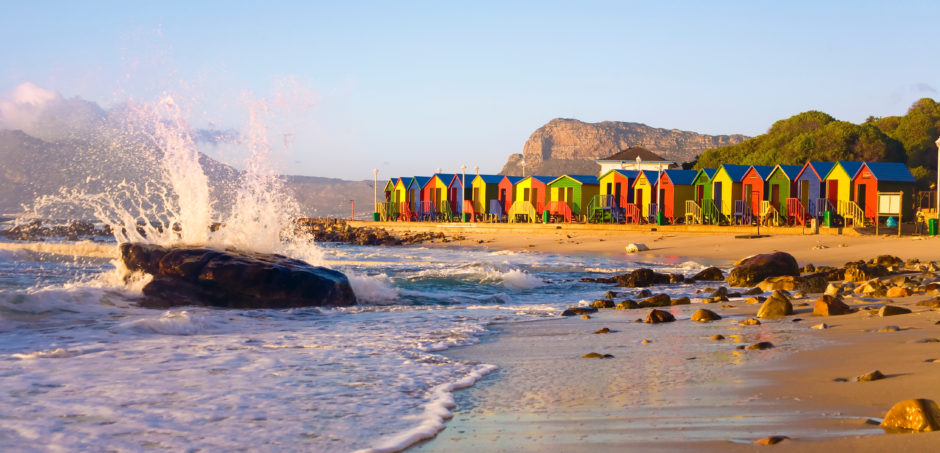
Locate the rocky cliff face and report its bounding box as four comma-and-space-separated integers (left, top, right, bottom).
500, 118, 748, 176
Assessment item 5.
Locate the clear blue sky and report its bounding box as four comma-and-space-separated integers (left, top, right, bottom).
2, 1, 939, 180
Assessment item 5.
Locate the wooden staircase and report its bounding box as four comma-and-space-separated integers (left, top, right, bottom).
786, 198, 805, 226
685, 200, 702, 224
507, 201, 537, 223
838, 200, 865, 227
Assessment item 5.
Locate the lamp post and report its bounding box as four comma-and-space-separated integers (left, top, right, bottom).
474, 166, 479, 175
521, 159, 526, 177
636, 156, 642, 170
373, 168, 378, 220
461, 164, 467, 220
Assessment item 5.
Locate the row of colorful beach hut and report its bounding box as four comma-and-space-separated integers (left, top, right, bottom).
378, 160, 916, 226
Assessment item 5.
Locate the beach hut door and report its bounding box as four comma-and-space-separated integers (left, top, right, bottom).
714, 182, 723, 212
771, 185, 780, 209
800, 181, 809, 205
857, 184, 867, 213
827, 180, 838, 204
696, 185, 703, 204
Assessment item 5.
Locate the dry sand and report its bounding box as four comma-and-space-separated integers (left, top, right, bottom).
368, 222, 940, 451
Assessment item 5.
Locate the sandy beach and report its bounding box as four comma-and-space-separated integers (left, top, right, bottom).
356, 222, 940, 451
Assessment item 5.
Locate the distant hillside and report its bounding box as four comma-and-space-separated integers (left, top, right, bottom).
694, 98, 939, 187
500, 118, 748, 176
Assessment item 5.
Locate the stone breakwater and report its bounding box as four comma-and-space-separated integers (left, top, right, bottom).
292, 218, 456, 246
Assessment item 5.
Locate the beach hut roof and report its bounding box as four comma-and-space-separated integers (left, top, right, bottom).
503, 176, 524, 184
433, 173, 456, 185
663, 169, 697, 185
598, 146, 670, 162
717, 164, 751, 182
774, 164, 803, 180
551, 174, 599, 185
696, 168, 718, 180
637, 170, 660, 186
829, 161, 864, 179
475, 174, 504, 184
409, 176, 431, 188
527, 175, 556, 184
750, 165, 775, 180
862, 162, 916, 182
599, 169, 639, 180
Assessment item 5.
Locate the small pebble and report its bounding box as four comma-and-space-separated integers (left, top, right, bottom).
833, 377, 849, 382
641, 339, 651, 344
754, 435, 789, 445
812, 323, 829, 330
594, 327, 611, 334
581, 315, 590, 319
710, 334, 726, 341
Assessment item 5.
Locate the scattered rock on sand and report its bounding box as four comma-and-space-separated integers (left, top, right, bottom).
914, 338, 940, 343
591, 299, 615, 309
754, 435, 789, 445
616, 300, 638, 310
691, 309, 722, 322
743, 287, 764, 295
757, 290, 793, 319
727, 252, 799, 287
916, 298, 940, 309
645, 309, 675, 323
745, 296, 764, 304
581, 315, 591, 319
824, 283, 843, 297
746, 341, 775, 350
710, 334, 725, 340
856, 370, 886, 382
624, 243, 649, 253
594, 327, 611, 334
692, 267, 724, 281
740, 318, 762, 326
813, 295, 852, 316
877, 325, 901, 332
886, 287, 912, 298
844, 263, 890, 282
641, 339, 652, 344
638, 294, 672, 308
880, 399, 940, 432
812, 323, 829, 329
582, 352, 614, 359
671, 296, 691, 305
878, 305, 912, 317
561, 307, 598, 316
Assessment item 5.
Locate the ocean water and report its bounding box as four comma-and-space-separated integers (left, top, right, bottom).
0, 239, 717, 452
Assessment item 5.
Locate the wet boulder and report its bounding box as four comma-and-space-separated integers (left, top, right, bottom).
561, 306, 599, 316
644, 309, 676, 323
638, 293, 671, 308
727, 252, 800, 287
690, 309, 722, 322
692, 267, 724, 281
756, 290, 793, 318
878, 305, 912, 317
881, 399, 940, 432
813, 295, 852, 316
119, 242, 356, 309
844, 263, 889, 282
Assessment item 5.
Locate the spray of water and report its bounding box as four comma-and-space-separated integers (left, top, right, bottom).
18, 93, 322, 264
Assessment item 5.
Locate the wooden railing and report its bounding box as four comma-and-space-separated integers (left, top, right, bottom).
701, 199, 720, 224
624, 203, 643, 224
786, 198, 805, 226
544, 201, 573, 223
733, 200, 752, 225
488, 200, 505, 222
685, 200, 702, 224
507, 201, 537, 223
838, 200, 865, 227
760, 200, 779, 225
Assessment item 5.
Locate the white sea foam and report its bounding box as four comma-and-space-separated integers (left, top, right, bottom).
11, 348, 85, 360
119, 310, 215, 335
347, 273, 401, 305
360, 363, 498, 453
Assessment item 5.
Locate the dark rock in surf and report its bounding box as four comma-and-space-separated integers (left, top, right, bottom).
727, 252, 800, 287
119, 242, 356, 309
692, 266, 724, 281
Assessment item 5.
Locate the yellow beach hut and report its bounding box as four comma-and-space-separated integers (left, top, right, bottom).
471, 174, 503, 221
711, 164, 750, 223
632, 170, 661, 222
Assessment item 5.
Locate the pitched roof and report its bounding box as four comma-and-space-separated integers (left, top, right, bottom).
692, 168, 717, 184
717, 164, 751, 182
599, 169, 639, 180
831, 161, 864, 179
552, 174, 599, 185
862, 162, 916, 182
409, 176, 431, 188
750, 165, 775, 180
474, 174, 504, 184
773, 164, 803, 180
502, 176, 524, 185
433, 173, 456, 185
528, 175, 557, 184
636, 170, 660, 186
663, 169, 697, 185
598, 146, 670, 162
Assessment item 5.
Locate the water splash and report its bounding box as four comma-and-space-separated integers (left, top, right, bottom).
17, 94, 321, 263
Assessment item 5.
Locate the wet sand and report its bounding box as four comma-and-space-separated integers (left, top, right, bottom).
377, 222, 940, 451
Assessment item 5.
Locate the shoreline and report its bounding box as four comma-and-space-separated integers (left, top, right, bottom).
355, 221, 940, 267
381, 225, 940, 451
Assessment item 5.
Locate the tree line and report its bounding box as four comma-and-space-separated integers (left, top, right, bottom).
692, 98, 940, 188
